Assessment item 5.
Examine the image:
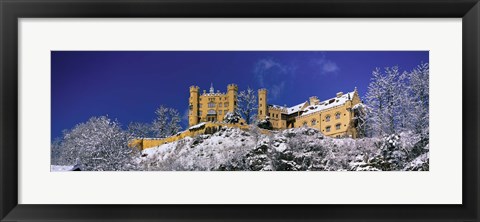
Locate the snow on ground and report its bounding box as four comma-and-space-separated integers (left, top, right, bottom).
137, 126, 429, 171
51, 165, 78, 171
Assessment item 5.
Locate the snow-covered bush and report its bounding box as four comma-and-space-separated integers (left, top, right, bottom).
223, 110, 242, 124
403, 152, 429, 171
257, 116, 273, 130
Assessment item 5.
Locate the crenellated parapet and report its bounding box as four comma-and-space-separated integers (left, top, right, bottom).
189, 85, 200, 91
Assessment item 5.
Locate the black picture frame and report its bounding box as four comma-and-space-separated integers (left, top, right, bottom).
1, 0, 479, 221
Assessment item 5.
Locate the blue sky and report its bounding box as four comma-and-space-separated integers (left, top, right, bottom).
51, 51, 428, 140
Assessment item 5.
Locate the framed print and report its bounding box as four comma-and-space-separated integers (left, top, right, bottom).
1, 0, 479, 221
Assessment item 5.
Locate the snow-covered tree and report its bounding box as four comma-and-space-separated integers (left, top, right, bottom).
50, 137, 62, 165
365, 66, 412, 136
55, 116, 139, 171
365, 67, 392, 136
152, 105, 182, 138
127, 122, 155, 138
365, 63, 429, 137
352, 103, 368, 138
409, 62, 429, 135
237, 87, 258, 124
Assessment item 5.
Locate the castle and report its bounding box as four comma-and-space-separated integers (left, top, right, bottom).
189, 84, 362, 138
131, 84, 361, 150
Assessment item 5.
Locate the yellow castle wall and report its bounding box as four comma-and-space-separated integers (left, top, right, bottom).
267, 108, 286, 129
129, 122, 253, 150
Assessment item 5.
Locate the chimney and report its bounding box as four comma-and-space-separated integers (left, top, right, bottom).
309, 96, 319, 105
336, 92, 343, 98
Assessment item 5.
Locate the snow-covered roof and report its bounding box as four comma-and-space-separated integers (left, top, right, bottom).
268, 104, 287, 111
286, 101, 309, 114
300, 91, 355, 117
189, 122, 206, 130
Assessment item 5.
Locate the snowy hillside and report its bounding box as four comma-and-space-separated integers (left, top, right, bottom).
138, 126, 429, 171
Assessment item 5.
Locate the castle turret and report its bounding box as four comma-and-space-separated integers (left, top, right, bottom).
227, 84, 238, 112
258, 88, 268, 120
189, 85, 200, 126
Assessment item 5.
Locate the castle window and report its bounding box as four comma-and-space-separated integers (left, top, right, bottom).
224, 110, 227, 114
303, 122, 308, 127
326, 115, 331, 122
311, 119, 317, 126
219, 103, 222, 107
335, 112, 341, 119
326, 126, 331, 132
199, 104, 202, 108
260, 110, 262, 115
219, 110, 222, 115
199, 111, 202, 116
224, 102, 228, 107
276, 114, 278, 118
335, 124, 341, 130
208, 102, 215, 108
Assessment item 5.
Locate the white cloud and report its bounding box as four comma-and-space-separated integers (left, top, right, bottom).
254, 59, 289, 87
311, 55, 340, 75
253, 59, 293, 100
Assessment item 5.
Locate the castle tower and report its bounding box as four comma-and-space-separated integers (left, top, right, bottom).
188, 85, 200, 126
258, 89, 268, 120
227, 84, 238, 112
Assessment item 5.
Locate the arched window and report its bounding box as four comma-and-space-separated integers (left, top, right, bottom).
335, 123, 341, 130
311, 119, 317, 126
207, 109, 216, 115
335, 112, 341, 119
326, 115, 331, 122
